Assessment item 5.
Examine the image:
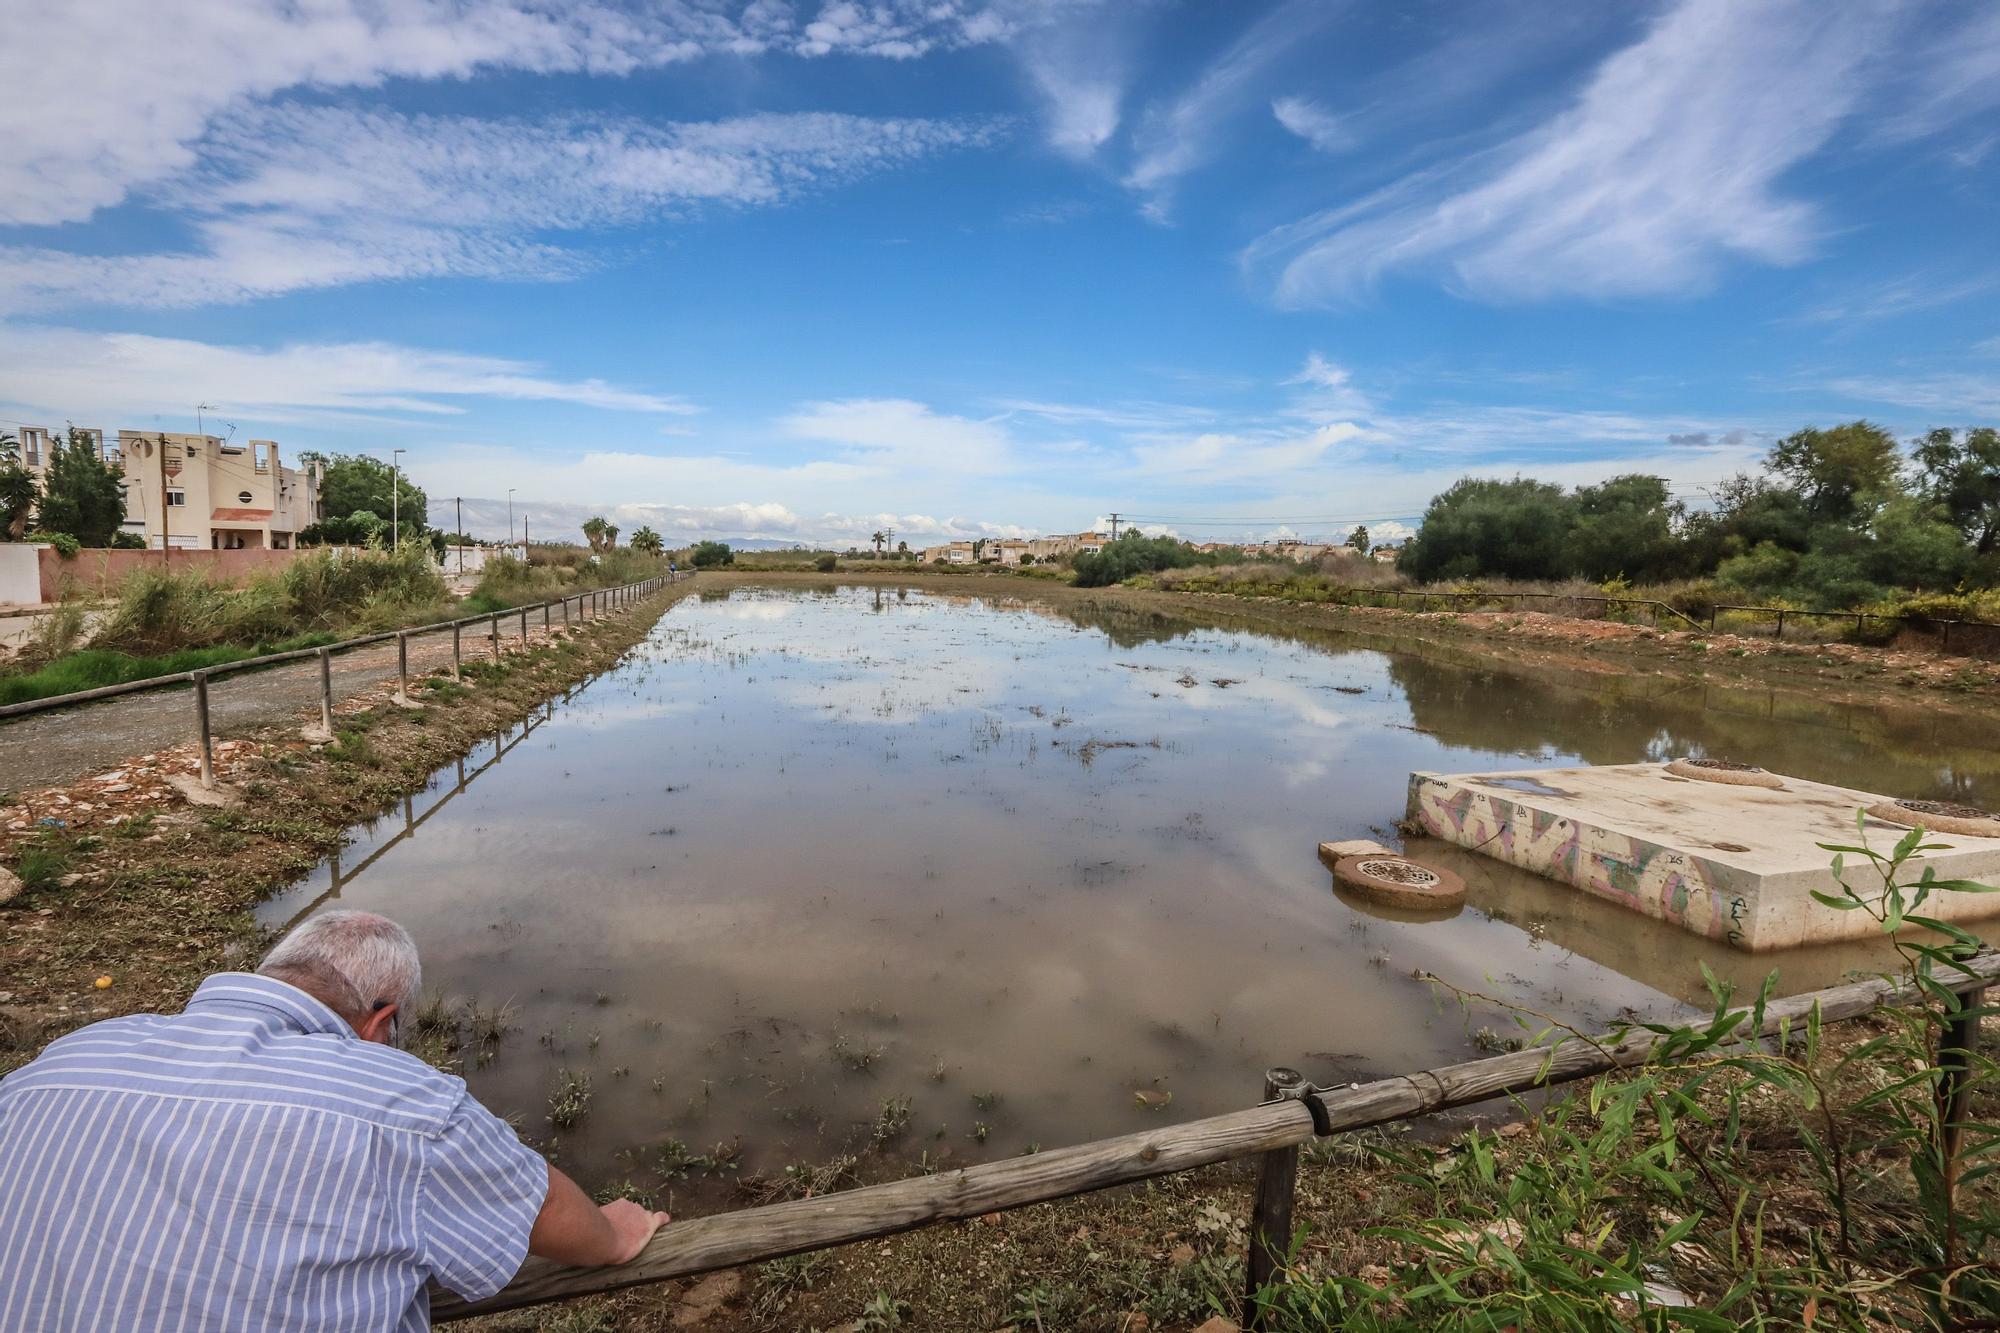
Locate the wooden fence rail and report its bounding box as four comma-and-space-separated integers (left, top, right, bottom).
436, 949, 2000, 1323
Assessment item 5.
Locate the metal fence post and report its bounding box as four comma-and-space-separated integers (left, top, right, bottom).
396, 631, 410, 703
318, 647, 334, 734
1247, 1067, 1304, 1328
193, 670, 215, 790
451, 622, 462, 680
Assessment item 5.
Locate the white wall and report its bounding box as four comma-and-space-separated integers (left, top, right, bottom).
0, 544, 44, 607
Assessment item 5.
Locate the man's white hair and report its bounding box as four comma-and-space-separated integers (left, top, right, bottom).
259, 910, 422, 1020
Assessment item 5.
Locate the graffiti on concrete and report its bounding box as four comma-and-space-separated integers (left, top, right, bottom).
1412, 778, 1735, 942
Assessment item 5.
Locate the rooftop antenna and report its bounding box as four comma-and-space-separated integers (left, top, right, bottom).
196, 402, 215, 437
222, 422, 238, 443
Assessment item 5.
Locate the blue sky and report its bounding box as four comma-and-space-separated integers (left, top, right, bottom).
1, 0, 1997, 546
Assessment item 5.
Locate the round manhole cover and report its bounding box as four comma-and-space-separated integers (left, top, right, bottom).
1354, 858, 1441, 887
1663, 758, 1785, 789
1332, 854, 1466, 910
1867, 799, 2000, 838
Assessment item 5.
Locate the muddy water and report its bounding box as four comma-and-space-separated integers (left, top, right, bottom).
258, 583, 1999, 1190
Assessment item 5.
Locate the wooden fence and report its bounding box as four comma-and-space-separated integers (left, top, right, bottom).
435, 949, 1999, 1325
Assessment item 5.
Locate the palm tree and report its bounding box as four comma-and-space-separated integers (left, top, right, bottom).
0, 432, 37, 541
870, 529, 886, 559
581, 516, 619, 553
630, 525, 663, 556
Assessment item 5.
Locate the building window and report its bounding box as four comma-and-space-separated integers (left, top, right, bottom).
237, 491, 253, 504
166, 489, 186, 507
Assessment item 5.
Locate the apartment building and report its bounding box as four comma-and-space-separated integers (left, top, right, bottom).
14, 427, 323, 550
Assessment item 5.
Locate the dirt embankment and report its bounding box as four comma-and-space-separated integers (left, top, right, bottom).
0, 579, 695, 1071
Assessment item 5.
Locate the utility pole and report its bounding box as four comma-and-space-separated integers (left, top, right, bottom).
391, 448, 406, 548
1107, 512, 1122, 540
455, 496, 464, 574
523, 514, 529, 549
884, 526, 894, 560
507, 488, 517, 548
156, 432, 171, 569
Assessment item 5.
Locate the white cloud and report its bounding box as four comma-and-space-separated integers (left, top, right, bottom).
1818, 371, 2000, 419
1246, 0, 1892, 304
0, 107, 1002, 312
1271, 96, 1351, 153
0, 0, 1026, 228
780, 398, 1017, 475
0, 324, 694, 421
1131, 421, 1366, 483
1124, 0, 1335, 217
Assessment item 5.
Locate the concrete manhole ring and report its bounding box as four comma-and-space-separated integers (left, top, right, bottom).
1333, 854, 1467, 910
1663, 758, 1785, 789
1865, 799, 2000, 839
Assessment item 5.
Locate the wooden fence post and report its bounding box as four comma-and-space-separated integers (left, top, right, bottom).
562, 596, 570, 626
396, 631, 410, 703
1941, 985, 1986, 1161
193, 670, 215, 790
1247, 1067, 1304, 1328
544, 601, 551, 631
318, 647, 334, 734
519, 608, 528, 643
489, 614, 500, 661
451, 623, 461, 681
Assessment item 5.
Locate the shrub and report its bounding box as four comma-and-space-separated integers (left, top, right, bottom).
814, 553, 837, 572
28, 531, 80, 558
691, 540, 735, 568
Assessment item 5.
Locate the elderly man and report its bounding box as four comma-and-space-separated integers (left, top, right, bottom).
0, 910, 665, 1330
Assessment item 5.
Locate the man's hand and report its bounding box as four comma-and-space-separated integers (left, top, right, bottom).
599, 1199, 671, 1264
529, 1163, 671, 1267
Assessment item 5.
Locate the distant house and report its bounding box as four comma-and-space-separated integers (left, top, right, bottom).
1373, 546, 1400, 564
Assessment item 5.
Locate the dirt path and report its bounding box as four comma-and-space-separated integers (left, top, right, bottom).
0, 606, 594, 795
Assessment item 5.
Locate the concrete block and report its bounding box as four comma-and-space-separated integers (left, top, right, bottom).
1405, 764, 2000, 951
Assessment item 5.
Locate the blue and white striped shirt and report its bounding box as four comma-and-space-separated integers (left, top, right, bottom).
0, 973, 548, 1331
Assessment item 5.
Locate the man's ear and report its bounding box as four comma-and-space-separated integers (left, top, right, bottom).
358, 1003, 398, 1045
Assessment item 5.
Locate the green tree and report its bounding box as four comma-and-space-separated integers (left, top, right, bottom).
34, 427, 125, 546
690, 540, 734, 568
314, 453, 427, 535
1766, 421, 1900, 522
0, 433, 36, 541
629, 525, 663, 555
581, 516, 619, 553
1913, 425, 2000, 554
1398, 477, 1575, 582
1568, 474, 1687, 582
1346, 524, 1369, 553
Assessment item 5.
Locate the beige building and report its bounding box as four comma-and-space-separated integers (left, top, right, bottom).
18, 426, 322, 549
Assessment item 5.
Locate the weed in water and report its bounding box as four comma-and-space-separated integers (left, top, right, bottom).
872, 1094, 912, 1145
548, 1068, 592, 1130
832, 1034, 884, 1073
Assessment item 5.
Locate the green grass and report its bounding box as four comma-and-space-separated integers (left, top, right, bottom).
0, 634, 338, 707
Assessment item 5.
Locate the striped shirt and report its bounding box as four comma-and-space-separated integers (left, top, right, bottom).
0, 973, 548, 1331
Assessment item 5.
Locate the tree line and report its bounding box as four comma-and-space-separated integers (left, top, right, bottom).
1397, 422, 1999, 607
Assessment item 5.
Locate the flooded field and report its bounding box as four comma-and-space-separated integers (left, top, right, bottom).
260, 583, 2000, 1192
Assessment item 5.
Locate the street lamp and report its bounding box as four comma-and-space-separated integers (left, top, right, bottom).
391, 448, 407, 548
507, 488, 517, 549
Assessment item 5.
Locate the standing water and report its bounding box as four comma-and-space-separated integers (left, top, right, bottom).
259, 583, 1999, 1189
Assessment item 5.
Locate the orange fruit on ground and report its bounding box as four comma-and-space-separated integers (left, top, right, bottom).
94, 975, 113, 989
